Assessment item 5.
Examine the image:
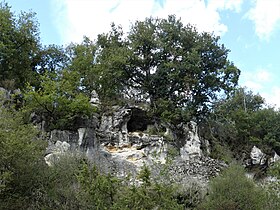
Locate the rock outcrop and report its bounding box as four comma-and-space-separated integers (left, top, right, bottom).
45, 104, 225, 184
180, 121, 202, 160
250, 146, 266, 165
246, 146, 280, 167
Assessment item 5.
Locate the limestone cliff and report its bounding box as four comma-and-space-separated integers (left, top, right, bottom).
44, 104, 226, 186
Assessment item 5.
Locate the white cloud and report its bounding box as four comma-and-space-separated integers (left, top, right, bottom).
208, 0, 243, 12
51, 0, 244, 44
263, 87, 280, 108
241, 68, 271, 88
246, 0, 280, 40
256, 69, 271, 82
243, 80, 263, 92
239, 68, 280, 107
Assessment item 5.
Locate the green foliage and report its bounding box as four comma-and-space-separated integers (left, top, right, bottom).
66, 37, 97, 96
268, 161, 280, 179
34, 155, 183, 210
198, 164, 267, 210
95, 15, 240, 123
0, 2, 41, 89
175, 181, 206, 209
202, 87, 280, 158
95, 24, 131, 103
113, 165, 183, 210
137, 164, 152, 186
263, 180, 280, 210
0, 106, 47, 209
76, 162, 120, 209
24, 70, 96, 130
37, 154, 88, 210
35, 44, 68, 75
209, 141, 234, 164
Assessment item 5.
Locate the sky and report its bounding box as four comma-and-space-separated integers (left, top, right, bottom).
7, 0, 280, 107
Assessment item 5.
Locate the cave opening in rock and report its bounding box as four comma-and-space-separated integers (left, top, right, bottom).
127, 108, 151, 132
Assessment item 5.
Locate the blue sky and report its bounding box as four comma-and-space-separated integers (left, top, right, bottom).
7, 0, 280, 107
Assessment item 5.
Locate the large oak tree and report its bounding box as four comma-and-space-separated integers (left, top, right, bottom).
95, 16, 240, 123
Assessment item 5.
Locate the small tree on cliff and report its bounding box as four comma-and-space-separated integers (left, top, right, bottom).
95, 15, 240, 123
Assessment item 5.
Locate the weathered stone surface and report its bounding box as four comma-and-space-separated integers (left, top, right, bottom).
271, 152, 280, 163
180, 121, 202, 160
250, 146, 266, 165
44, 140, 71, 166
44, 105, 224, 183
99, 107, 131, 144
90, 90, 100, 107
0, 87, 9, 99
169, 157, 227, 184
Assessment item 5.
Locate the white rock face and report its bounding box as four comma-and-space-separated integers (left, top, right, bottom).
90, 90, 100, 107
250, 146, 266, 165
78, 128, 86, 146
270, 152, 280, 163
44, 140, 71, 166
100, 132, 168, 168
43, 106, 225, 183
180, 121, 202, 160
55, 140, 71, 152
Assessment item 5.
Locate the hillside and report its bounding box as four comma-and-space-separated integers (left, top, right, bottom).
1, 3, 280, 209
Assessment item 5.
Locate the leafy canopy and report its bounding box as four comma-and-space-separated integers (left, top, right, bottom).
95, 15, 240, 123
0, 2, 41, 89
24, 69, 96, 130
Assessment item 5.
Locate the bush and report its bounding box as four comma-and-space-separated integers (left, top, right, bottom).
268, 161, 280, 179
175, 180, 206, 209
37, 154, 86, 210
0, 107, 48, 210
198, 164, 267, 210
76, 161, 120, 209
113, 165, 184, 210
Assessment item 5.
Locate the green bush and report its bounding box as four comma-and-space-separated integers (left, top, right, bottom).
112, 165, 183, 210
0, 107, 48, 210
37, 154, 86, 210
268, 161, 280, 179
198, 164, 267, 210
209, 141, 234, 164
174, 180, 206, 209
76, 162, 120, 209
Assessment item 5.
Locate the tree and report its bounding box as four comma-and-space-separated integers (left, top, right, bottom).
95, 15, 240, 123
65, 37, 97, 96
24, 69, 96, 130
95, 24, 131, 103
35, 44, 68, 75
112, 165, 183, 210
0, 2, 41, 89
201, 87, 280, 159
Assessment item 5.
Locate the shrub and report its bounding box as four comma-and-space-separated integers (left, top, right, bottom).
113, 165, 184, 210
175, 180, 206, 209
198, 164, 267, 210
0, 107, 48, 210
